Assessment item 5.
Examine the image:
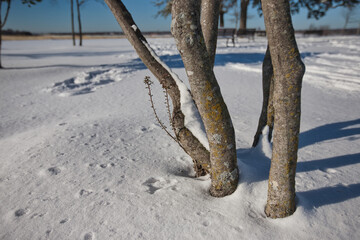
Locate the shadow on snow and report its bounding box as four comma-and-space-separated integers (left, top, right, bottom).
237, 119, 360, 210
299, 118, 360, 148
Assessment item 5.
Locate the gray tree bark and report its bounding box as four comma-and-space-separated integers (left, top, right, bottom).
200, 0, 220, 68
261, 0, 305, 218
172, 0, 238, 197
104, 0, 211, 177
252, 46, 274, 147
70, 0, 76, 46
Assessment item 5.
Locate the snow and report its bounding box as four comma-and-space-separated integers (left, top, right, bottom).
1, 35, 360, 239
142, 40, 209, 150
131, 25, 138, 32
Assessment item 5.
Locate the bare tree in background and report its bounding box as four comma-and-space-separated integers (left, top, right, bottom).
105, 0, 239, 197
342, 6, 359, 29
239, 0, 249, 31
0, 0, 11, 68
70, 0, 75, 45
75, 0, 83, 46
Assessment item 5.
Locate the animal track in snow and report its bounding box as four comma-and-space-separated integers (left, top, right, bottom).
60, 218, 69, 224
47, 66, 133, 97
15, 208, 29, 217
79, 189, 93, 197
48, 167, 61, 175
84, 232, 95, 240
143, 177, 178, 194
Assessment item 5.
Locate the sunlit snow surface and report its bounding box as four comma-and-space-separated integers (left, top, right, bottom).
1, 36, 359, 239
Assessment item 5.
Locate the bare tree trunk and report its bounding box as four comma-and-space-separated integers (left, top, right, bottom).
262, 0, 305, 218
70, 0, 76, 46
0, 25, 2, 69
252, 45, 274, 147
104, 0, 211, 177
200, 0, 220, 68
172, 0, 238, 197
219, 10, 225, 28
239, 0, 249, 31
76, 0, 83, 46
0, 0, 11, 69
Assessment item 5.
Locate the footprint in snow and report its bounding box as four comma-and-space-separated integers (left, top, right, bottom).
79, 189, 93, 197
143, 177, 178, 194
48, 167, 61, 175
48, 67, 128, 97
15, 208, 29, 217
84, 232, 95, 240
60, 218, 69, 224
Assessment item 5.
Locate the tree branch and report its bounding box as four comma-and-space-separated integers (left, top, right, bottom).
104, 0, 211, 176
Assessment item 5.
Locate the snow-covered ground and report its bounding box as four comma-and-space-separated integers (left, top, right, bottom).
0, 35, 359, 240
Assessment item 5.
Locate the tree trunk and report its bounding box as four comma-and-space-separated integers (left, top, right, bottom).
70, 0, 76, 46
104, 0, 211, 177
252, 45, 274, 147
0, 25, 2, 69
219, 11, 225, 28
261, 0, 305, 218
200, 0, 220, 68
76, 0, 83, 46
172, 0, 238, 197
239, 0, 249, 31
0, 0, 11, 69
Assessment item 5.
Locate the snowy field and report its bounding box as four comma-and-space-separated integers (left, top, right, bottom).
0, 35, 359, 240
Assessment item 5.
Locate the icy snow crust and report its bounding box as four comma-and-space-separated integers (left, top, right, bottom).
1, 36, 360, 239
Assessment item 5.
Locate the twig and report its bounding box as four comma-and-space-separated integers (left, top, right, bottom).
144, 76, 178, 143
163, 88, 177, 136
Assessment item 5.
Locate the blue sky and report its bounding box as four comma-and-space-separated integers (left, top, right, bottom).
3, 0, 359, 33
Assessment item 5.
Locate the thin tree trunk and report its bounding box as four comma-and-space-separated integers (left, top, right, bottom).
70, 0, 76, 46
76, 0, 83, 46
252, 45, 274, 147
200, 0, 220, 68
0, 25, 2, 69
219, 11, 225, 27
0, 0, 11, 69
172, 0, 238, 197
104, 0, 211, 177
239, 0, 249, 31
262, 0, 305, 218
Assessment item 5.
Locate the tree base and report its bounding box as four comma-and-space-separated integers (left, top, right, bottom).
265, 203, 296, 219
209, 185, 237, 198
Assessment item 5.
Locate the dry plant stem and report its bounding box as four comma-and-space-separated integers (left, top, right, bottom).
172, 0, 238, 197
144, 77, 178, 143
146, 77, 203, 175
252, 46, 274, 147
262, 0, 305, 218
164, 88, 177, 137
105, 0, 210, 177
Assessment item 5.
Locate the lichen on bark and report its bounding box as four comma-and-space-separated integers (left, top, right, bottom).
261, 0, 305, 218
171, 0, 239, 197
